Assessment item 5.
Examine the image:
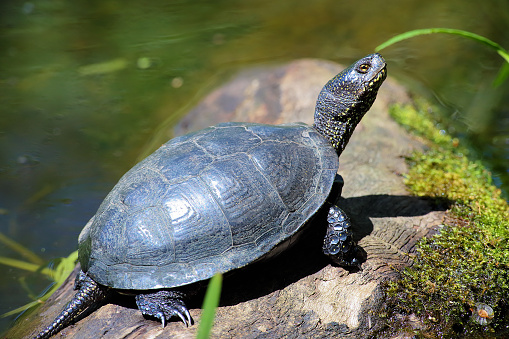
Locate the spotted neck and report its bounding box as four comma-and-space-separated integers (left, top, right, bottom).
312, 54, 387, 156
313, 94, 376, 155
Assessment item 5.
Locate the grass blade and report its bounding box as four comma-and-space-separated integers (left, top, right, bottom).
375, 28, 509, 86
375, 28, 509, 64
196, 273, 222, 339
0, 231, 45, 265
0, 250, 79, 318
1, 300, 45, 318
0, 256, 53, 276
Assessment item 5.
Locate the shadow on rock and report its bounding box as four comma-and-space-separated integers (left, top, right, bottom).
338, 194, 450, 239
180, 193, 448, 310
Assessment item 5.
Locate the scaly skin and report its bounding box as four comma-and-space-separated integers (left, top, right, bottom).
34, 271, 108, 339
322, 205, 362, 268
313, 53, 387, 155
314, 53, 386, 267
32, 54, 386, 338
135, 290, 192, 327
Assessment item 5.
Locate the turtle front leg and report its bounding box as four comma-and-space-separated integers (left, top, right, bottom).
135, 290, 193, 327
322, 205, 363, 269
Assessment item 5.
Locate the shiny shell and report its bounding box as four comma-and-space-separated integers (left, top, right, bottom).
78, 122, 338, 290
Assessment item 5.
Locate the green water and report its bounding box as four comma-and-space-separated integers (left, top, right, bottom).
1, 0, 508, 334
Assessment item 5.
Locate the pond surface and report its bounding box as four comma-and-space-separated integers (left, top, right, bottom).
1, 0, 508, 334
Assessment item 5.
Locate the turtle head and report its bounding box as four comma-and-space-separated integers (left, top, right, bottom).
313, 53, 387, 154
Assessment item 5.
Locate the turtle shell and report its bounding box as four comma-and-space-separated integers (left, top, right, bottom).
78, 122, 338, 290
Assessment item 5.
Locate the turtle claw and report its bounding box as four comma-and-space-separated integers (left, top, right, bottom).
176, 307, 192, 327
167, 303, 191, 327
156, 311, 166, 328
135, 290, 193, 327
156, 307, 189, 328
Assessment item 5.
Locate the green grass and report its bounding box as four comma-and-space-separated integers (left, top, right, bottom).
196, 273, 223, 339
382, 102, 509, 337
0, 248, 78, 318
375, 28, 509, 86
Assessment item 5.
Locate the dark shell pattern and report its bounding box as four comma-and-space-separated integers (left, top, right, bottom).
78, 122, 339, 290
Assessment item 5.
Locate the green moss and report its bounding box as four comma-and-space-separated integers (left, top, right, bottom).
389, 101, 459, 149
383, 101, 509, 337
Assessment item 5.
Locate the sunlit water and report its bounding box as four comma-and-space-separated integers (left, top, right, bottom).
1, 0, 508, 334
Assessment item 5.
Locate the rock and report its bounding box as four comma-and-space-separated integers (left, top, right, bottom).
15, 59, 445, 339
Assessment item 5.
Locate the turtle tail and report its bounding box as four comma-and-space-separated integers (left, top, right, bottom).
34, 271, 108, 339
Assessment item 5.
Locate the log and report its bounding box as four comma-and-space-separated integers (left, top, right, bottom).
11, 59, 445, 339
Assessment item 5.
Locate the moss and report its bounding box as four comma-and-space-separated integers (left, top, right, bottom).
381, 101, 509, 338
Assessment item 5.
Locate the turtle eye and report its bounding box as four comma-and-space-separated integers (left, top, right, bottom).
357, 63, 370, 74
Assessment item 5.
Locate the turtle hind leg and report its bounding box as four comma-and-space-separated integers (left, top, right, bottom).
322, 205, 365, 269
135, 290, 193, 327
34, 270, 108, 339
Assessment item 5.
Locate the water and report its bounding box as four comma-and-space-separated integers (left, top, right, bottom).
1, 0, 508, 334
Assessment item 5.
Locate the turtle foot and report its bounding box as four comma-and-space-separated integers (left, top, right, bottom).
135, 290, 193, 327
322, 205, 364, 269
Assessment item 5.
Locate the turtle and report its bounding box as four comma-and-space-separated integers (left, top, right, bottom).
34, 53, 387, 338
